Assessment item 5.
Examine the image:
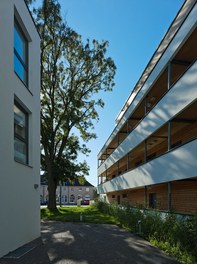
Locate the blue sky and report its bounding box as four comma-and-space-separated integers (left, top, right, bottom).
59, 0, 184, 186
38, 0, 184, 186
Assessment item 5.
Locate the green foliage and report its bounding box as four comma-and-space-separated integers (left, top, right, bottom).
95, 201, 197, 264
37, 0, 116, 163
41, 204, 117, 224
28, 0, 116, 209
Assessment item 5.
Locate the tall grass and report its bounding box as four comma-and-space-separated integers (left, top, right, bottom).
96, 201, 197, 264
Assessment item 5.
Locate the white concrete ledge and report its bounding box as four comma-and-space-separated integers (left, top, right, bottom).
98, 139, 197, 194
98, 61, 197, 176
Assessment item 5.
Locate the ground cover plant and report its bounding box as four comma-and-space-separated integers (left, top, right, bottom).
96, 201, 197, 264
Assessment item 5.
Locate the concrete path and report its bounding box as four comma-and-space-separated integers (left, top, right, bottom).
0, 220, 179, 264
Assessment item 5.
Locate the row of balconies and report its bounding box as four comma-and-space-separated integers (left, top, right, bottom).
98, 99, 197, 184
98, 26, 197, 168
98, 59, 197, 181
97, 137, 197, 194
97, 6, 197, 192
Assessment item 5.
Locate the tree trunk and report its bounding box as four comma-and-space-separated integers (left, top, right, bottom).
47, 163, 57, 210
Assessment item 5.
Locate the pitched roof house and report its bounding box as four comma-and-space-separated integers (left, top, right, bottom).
41, 178, 95, 205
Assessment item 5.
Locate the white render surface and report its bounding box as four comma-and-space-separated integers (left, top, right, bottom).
98, 61, 197, 176
98, 139, 197, 194
0, 0, 40, 258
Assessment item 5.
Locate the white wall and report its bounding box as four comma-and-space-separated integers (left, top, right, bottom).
0, 0, 40, 257
98, 139, 197, 194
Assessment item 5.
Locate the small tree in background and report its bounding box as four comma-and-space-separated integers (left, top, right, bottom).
27, 0, 116, 210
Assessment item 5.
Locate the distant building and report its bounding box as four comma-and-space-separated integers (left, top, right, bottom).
97, 0, 197, 214
40, 178, 95, 205
0, 0, 40, 258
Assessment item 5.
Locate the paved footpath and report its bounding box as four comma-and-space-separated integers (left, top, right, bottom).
0, 220, 179, 264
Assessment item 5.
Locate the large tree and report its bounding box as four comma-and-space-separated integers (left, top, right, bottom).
29, 0, 116, 209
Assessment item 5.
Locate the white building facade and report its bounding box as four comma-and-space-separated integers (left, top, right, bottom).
0, 0, 40, 257
97, 0, 197, 214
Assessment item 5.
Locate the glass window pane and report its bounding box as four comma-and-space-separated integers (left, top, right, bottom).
14, 105, 26, 139
14, 103, 28, 164
14, 22, 28, 86
14, 137, 27, 163
14, 25, 26, 61
14, 54, 26, 83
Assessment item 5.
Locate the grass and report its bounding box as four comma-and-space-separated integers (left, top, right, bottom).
41, 204, 117, 225
41, 202, 197, 263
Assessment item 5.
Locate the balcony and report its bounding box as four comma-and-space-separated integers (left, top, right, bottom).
97, 138, 197, 194
98, 60, 197, 176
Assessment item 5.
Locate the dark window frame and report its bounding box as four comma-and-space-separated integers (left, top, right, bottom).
14, 19, 28, 86
14, 101, 28, 164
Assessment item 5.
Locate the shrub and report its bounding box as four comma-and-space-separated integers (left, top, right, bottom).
95, 201, 197, 264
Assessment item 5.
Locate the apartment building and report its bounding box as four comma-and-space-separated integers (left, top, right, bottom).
0, 0, 40, 257
41, 178, 95, 205
97, 0, 197, 214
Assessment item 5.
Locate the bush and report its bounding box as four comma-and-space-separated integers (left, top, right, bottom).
95, 201, 197, 264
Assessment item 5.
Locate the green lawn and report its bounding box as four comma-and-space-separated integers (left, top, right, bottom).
41, 204, 117, 224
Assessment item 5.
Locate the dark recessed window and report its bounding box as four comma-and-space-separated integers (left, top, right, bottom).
112, 195, 115, 198
70, 194, 75, 203
14, 103, 28, 164
149, 193, 157, 209
14, 20, 28, 86
122, 193, 127, 198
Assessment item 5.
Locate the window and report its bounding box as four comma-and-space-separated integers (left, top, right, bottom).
14, 103, 28, 164
70, 194, 75, 203
86, 187, 89, 192
14, 20, 28, 85
117, 195, 120, 204
149, 193, 157, 209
